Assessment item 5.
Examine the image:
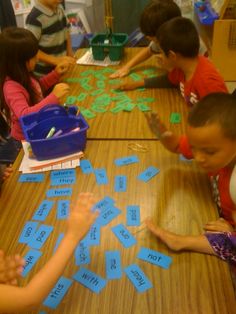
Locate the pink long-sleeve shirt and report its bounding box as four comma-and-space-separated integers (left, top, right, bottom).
4, 70, 60, 140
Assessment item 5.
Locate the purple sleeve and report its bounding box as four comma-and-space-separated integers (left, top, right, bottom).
205, 232, 236, 264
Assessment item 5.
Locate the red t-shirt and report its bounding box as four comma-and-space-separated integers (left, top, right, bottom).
178, 135, 236, 226
168, 56, 228, 107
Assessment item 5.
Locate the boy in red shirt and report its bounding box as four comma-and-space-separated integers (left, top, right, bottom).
145, 93, 236, 264
118, 17, 228, 107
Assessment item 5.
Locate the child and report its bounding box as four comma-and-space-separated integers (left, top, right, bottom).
0, 192, 98, 312
118, 17, 228, 107
145, 92, 236, 264
26, 0, 76, 77
0, 27, 70, 142
110, 0, 181, 79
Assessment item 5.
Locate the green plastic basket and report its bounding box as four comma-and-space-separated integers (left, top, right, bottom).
90, 33, 128, 61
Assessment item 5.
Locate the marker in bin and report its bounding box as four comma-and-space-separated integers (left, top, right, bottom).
46, 127, 56, 138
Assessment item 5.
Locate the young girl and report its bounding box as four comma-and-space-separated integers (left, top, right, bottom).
145, 93, 236, 264
0, 27, 70, 143
0, 192, 98, 313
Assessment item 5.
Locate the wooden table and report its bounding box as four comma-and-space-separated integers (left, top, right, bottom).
0, 140, 235, 314
64, 48, 188, 139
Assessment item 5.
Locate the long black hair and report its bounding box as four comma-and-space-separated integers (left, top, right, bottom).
0, 27, 39, 120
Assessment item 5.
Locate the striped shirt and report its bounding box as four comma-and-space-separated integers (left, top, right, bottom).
26, 0, 68, 76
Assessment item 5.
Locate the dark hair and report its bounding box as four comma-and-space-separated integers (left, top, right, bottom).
188, 93, 236, 140
140, 0, 181, 37
156, 17, 200, 57
0, 27, 39, 120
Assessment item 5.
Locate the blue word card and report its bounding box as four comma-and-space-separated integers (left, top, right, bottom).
124, 264, 152, 293
75, 241, 90, 266
94, 168, 108, 185
93, 196, 114, 212
112, 224, 137, 248
115, 155, 139, 166
19, 173, 44, 183
43, 276, 73, 309
22, 249, 42, 277
53, 233, 64, 252
83, 224, 100, 246
46, 188, 72, 198
57, 200, 70, 219
115, 175, 127, 192
73, 267, 106, 294
105, 251, 122, 279
126, 205, 140, 226
32, 200, 54, 221
51, 177, 76, 186
137, 247, 172, 269
28, 224, 54, 250
97, 206, 121, 226
18, 221, 38, 244
50, 169, 76, 179
138, 166, 160, 182
80, 159, 94, 173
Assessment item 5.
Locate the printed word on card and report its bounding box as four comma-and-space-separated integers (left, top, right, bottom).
43, 277, 73, 309
83, 224, 101, 246
18, 221, 38, 244
96, 206, 121, 226
19, 173, 44, 183
93, 196, 114, 212
75, 241, 90, 266
80, 159, 93, 173
138, 166, 160, 182
51, 177, 76, 186
137, 247, 172, 269
32, 200, 54, 221
105, 251, 122, 279
22, 249, 42, 277
73, 267, 106, 294
115, 175, 127, 192
126, 205, 140, 226
112, 224, 137, 248
94, 168, 108, 185
57, 200, 70, 219
114, 155, 139, 166
124, 264, 152, 293
50, 169, 76, 179
46, 188, 72, 198
28, 224, 53, 250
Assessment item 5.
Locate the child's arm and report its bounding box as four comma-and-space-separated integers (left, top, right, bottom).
37, 50, 76, 67
0, 193, 98, 313
145, 112, 180, 153
110, 47, 153, 78
116, 74, 175, 91
145, 218, 216, 254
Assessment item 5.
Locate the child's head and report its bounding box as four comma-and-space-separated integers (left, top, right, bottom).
156, 16, 199, 68
0, 27, 39, 117
140, 0, 181, 39
187, 93, 236, 172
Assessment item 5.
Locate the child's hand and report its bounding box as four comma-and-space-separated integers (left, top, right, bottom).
0, 250, 25, 285
52, 83, 70, 102
57, 56, 76, 65
66, 193, 98, 241
204, 218, 234, 232
109, 66, 130, 79
145, 112, 172, 139
115, 80, 144, 91
55, 62, 70, 75
2, 165, 13, 181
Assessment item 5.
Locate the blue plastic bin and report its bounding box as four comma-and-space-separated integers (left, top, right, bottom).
194, 2, 219, 25
20, 105, 89, 160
